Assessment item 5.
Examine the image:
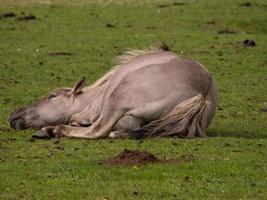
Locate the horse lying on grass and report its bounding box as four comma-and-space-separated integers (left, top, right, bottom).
8, 46, 217, 139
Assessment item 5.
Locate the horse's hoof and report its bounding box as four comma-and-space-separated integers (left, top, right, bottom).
32, 131, 51, 139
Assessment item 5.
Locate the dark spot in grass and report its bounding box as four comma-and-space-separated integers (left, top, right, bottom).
217, 51, 223, 56
239, 2, 252, 7
39, 62, 43, 65
53, 140, 60, 144
218, 106, 223, 111
159, 42, 170, 51
6, 27, 16, 31
132, 191, 138, 195
54, 146, 64, 150
157, 4, 170, 8
260, 108, 267, 112
172, 142, 178, 146
207, 20, 216, 24
0, 12, 16, 19
0, 126, 11, 132
106, 23, 115, 28
8, 137, 16, 141
73, 147, 79, 151
217, 29, 237, 34
158, 2, 186, 8
243, 39, 256, 47
49, 51, 74, 56
173, 2, 186, 6
27, 138, 35, 142
251, 183, 256, 187
17, 14, 36, 21
124, 24, 132, 28
184, 176, 190, 181
259, 4, 267, 7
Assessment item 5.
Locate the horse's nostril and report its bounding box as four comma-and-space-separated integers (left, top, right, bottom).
8, 107, 27, 123
9, 107, 35, 130
8, 112, 20, 124
9, 118, 25, 130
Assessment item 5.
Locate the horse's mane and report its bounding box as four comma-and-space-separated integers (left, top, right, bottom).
84, 44, 170, 91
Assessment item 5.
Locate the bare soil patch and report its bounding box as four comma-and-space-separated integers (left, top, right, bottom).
103, 149, 193, 166
49, 51, 74, 56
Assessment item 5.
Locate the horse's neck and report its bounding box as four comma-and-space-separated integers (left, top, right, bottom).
73, 83, 106, 113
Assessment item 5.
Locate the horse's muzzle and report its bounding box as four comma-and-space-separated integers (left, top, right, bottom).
8, 108, 26, 130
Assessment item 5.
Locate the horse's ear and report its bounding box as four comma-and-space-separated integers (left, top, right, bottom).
71, 77, 85, 95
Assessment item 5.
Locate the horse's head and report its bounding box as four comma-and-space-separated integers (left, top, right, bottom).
8, 78, 86, 130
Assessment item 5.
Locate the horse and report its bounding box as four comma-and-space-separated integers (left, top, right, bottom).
8, 46, 217, 139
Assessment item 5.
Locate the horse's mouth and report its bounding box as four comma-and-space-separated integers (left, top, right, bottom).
9, 118, 26, 130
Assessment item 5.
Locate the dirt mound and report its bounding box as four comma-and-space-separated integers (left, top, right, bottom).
103, 149, 189, 166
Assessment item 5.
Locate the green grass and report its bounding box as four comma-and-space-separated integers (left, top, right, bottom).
0, 0, 267, 199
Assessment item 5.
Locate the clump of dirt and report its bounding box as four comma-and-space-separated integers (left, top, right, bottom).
49, 51, 74, 56
243, 39, 256, 47
103, 149, 192, 166
17, 14, 36, 21
0, 12, 16, 19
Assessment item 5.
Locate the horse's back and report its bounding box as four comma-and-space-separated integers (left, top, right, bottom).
102, 51, 216, 120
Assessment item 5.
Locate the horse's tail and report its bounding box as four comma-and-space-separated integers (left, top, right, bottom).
141, 94, 210, 138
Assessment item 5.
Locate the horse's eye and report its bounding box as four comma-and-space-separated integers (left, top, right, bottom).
48, 94, 56, 99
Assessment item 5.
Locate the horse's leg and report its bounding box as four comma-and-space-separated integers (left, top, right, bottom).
70, 106, 92, 127
114, 115, 143, 130
45, 109, 128, 139
109, 115, 144, 139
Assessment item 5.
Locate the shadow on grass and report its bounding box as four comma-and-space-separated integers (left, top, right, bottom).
208, 130, 267, 139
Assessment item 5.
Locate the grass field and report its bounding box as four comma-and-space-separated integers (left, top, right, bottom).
0, 0, 267, 199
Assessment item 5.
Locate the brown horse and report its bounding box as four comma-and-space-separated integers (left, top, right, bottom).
8, 46, 217, 139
